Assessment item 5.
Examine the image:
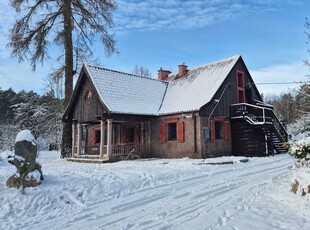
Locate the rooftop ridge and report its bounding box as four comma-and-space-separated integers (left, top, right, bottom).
87, 64, 166, 83
168, 55, 240, 78
88, 64, 139, 77
191, 55, 240, 71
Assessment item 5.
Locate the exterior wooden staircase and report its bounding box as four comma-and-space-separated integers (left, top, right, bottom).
230, 103, 288, 156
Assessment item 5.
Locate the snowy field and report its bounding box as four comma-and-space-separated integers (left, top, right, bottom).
1, 151, 310, 230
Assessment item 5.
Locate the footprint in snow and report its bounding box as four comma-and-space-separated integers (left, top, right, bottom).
218, 209, 230, 226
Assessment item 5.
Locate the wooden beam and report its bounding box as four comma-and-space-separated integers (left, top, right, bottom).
140, 122, 144, 144
100, 120, 106, 158
77, 123, 82, 156
107, 119, 113, 157
72, 123, 76, 156
148, 121, 151, 145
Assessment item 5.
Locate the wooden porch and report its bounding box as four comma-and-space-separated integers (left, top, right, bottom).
69, 118, 151, 162
72, 143, 150, 159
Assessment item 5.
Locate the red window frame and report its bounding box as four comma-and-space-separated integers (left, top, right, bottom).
159, 123, 167, 143
177, 121, 185, 143
91, 126, 101, 145
159, 119, 185, 143
236, 70, 245, 103
210, 117, 230, 141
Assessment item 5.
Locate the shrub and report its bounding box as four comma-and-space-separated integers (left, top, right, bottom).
287, 138, 310, 165
286, 138, 310, 196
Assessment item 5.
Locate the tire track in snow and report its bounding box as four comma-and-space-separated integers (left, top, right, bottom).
37, 156, 290, 230
94, 159, 287, 229
110, 158, 292, 229
24, 156, 292, 230
202, 163, 292, 230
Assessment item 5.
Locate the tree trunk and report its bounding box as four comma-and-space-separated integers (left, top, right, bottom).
61, 0, 73, 158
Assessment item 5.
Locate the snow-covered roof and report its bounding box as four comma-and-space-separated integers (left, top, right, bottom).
79, 55, 240, 116
158, 55, 240, 114
85, 65, 167, 115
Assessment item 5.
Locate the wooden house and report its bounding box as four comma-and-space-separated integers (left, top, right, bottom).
62, 55, 288, 162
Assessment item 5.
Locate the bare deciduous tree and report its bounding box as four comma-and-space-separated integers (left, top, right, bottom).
8, 0, 118, 157
132, 65, 152, 78
304, 17, 310, 72
299, 17, 310, 114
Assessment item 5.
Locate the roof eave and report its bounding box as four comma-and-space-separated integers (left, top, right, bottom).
62, 63, 113, 122
62, 63, 88, 122
84, 64, 112, 115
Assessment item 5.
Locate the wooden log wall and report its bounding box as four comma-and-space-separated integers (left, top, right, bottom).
231, 119, 267, 157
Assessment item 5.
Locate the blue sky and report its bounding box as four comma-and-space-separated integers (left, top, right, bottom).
0, 0, 309, 96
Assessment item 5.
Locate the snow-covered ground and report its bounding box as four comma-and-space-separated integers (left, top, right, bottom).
1, 151, 310, 230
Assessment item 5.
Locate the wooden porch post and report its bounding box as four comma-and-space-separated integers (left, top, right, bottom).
72, 122, 76, 156
100, 120, 106, 158
147, 121, 151, 145
77, 123, 82, 156
147, 120, 151, 154
107, 119, 113, 157
140, 122, 144, 144
264, 124, 269, 155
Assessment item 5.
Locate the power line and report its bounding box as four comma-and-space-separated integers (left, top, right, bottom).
247, 81, 310, 85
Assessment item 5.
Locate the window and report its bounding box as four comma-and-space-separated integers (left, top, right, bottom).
215, 121, 224, 139
93, 129, 107, 145
236, 71, 245, 103
95, 130, 101, 144
210, 118, 230, 141
167, 123, 177, 141
160, 121, 185, 143
91, 128, 100, 145
237, 72, 244, 88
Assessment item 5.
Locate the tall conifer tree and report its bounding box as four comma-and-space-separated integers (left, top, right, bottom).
8, 0, 117, 157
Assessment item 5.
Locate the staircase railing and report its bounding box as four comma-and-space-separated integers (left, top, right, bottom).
230, 103, 288, 142
271, 112, 288, 142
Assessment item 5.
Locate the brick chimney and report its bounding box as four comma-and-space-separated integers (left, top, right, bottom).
158, 68, 171, 81
178, 63, 188, 78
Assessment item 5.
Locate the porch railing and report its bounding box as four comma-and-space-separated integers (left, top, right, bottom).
112, 144, 150, 158
230, 103, 273, 124
73, 143, 150, 158
83, 145, 107, 155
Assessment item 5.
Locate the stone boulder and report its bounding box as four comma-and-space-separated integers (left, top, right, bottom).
6, 130, 44, 189
13, 140, 37, 171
